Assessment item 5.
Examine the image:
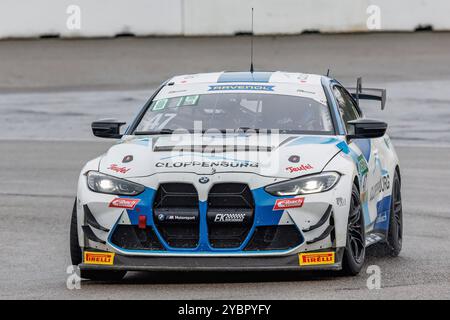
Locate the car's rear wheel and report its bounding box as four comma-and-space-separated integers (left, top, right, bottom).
70, 198, 126, 281
341, 183, 366, 276
373, 171, 403, 257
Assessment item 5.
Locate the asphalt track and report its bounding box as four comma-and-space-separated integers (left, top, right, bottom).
0, 33, 449, 299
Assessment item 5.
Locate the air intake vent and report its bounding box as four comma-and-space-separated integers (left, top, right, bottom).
207, 183, 254, 248
110, 225, 164, 250
244, 225, 303, 251
153, 183, 199, 248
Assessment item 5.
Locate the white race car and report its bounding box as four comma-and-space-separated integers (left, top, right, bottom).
70, 71, 403, 280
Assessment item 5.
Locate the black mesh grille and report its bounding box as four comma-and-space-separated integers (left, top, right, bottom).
208, 183, 254, 208
207, 183, 254, 248
153, 183, 199, 248
110, 225, 164, 250
244, 225, 303, 251
154, 183, 198, 207
208, 222, 251, 248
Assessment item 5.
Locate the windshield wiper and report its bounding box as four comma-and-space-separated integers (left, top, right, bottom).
204, 127, 263, 133
134, 128, 268, 135
134, 128, 175, 135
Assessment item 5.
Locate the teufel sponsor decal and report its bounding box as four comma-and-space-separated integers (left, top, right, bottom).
108, 164, 131, 174
273, 198, 305, 210
285, 164, 313, 173
299, 252, 335, 266
109, 198, 140, 209
84, 252, 115, 265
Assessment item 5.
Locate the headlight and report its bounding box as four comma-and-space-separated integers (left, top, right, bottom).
265, 172, 340, 196
86, 171, 145, 196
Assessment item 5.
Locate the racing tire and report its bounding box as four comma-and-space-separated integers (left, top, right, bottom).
70, 198, 82, 266
341, 183, 366, 276
373, 171, 403, 257
70, 198, 126, 281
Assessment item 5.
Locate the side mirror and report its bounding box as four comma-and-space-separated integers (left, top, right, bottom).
347, 119, 387, 140
91, 120, 126, 139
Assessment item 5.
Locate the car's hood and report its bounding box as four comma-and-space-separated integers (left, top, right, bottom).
98, 134, 344, 179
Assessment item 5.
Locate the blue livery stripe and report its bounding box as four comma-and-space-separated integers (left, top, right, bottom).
110, 186, 292, 253
217, 72, 273, 83
288, 136, 340, 147
374, 195, 392, 231
354, 139, 371, 162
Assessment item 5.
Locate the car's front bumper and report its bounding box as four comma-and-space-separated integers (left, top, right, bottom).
79, 248, 344, 272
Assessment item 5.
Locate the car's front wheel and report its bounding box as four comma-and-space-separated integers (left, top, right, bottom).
70, 198, 126, 281
341, 183, 366, 276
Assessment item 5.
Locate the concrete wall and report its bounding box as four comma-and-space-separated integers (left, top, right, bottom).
0, 0, 448, 38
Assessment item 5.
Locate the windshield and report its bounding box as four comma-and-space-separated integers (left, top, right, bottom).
133, 92, 334, 134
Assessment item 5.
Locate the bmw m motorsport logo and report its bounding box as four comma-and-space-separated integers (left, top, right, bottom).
157, 213, 197, 223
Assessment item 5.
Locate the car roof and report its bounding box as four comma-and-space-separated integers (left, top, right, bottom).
156, 71, 328, 105
167, 71, 324, 86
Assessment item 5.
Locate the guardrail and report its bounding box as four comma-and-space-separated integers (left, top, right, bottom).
0, 0, 448, 38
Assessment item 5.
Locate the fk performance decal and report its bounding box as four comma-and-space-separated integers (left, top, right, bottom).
214, 213, 246, 223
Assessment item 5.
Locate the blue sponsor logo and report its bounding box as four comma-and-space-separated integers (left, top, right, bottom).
208, 84, 275, 92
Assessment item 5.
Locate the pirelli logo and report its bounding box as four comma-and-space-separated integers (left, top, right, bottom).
299, 252, 335, 266
84, 251, 115, 265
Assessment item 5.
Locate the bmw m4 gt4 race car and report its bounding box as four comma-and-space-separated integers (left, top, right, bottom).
70, 71, 403, 280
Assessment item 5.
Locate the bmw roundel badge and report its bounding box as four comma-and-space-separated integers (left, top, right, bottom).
199, 177, 210, 184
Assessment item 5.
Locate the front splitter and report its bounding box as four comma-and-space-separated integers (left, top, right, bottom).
79, 248, 344, 272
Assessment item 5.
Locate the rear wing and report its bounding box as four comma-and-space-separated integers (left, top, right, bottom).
348, 77, 387, 110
